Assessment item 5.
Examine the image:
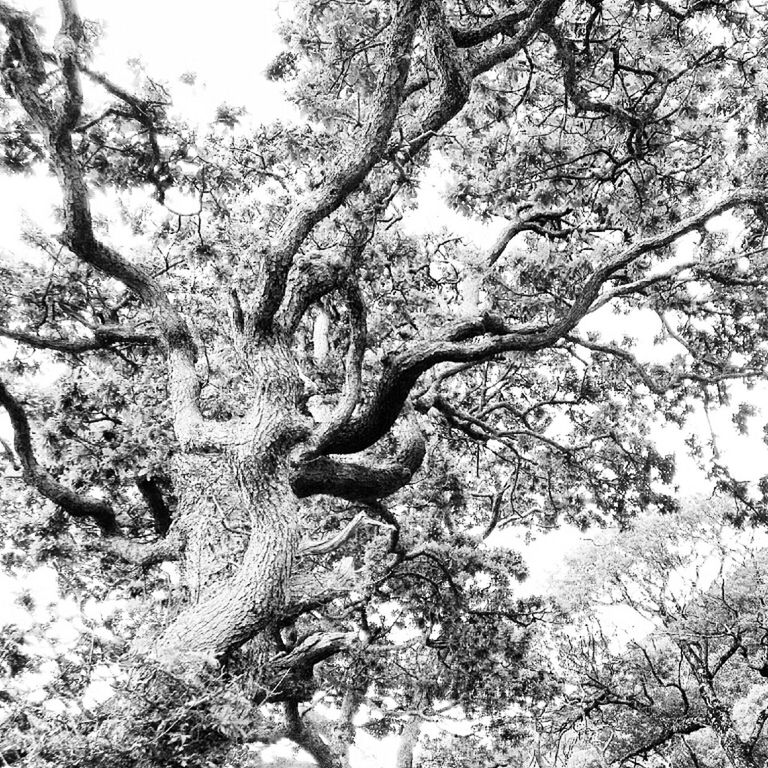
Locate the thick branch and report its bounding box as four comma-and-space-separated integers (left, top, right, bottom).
292, 410, 425, 500
54, 0, 83, 134
248, 0, 422, 334
0, 378, 118, 533
451, 6, 530, 47
299, 511, 371, 556
136, 475, 172, 535
274, 0, 561, 344
403, 0, 562, 101
278, 231, 369, 335
311, 189, 768, 456
0, 322, 156, 353
391, 0, 472, 162
284, 700, 349, 768
99, 531, 181, 567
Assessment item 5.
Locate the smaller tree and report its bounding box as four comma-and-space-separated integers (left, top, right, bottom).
537, 502, 768, 768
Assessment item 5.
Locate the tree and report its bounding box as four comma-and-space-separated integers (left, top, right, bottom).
536, 503, 768, 768
1, 0, 768, 765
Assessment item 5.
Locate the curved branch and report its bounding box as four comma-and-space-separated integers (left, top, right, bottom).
616, 719, 705, 765
0, 377, 118, 533
567, 335, 763, 395
284, 700, 349, 768
98, 531, 181, 567
278, 230, 369, 335
451, 6, 530, 47
486, 207, 573, 267
311, 189, 768, 456
248, 0, 422, 335
0, 4, 205, 446
403, 0, 562, 102
79, 64, 170, 201
545, 22, 646, 127
292, 410, 425, 501
270, 0, 562, 344
299, 511, 372, 556
391, 0, 472, 162
323, 277, 368, 428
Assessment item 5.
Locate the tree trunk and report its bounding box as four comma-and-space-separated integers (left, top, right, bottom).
155, 342, 308, 667
396, 714, 423, 768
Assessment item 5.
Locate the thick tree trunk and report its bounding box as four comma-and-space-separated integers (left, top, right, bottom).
155, 342, 308, 667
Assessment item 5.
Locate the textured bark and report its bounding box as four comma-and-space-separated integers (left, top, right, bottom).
3, 1, 767, 731
156, 343, 309, 664
248, 0, 422, 333
291, 410, 425, 501
285, 702, 349, 768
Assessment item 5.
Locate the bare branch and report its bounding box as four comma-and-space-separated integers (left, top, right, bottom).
300, 511, 372, 556
79, 64, 170, 201
403, 0, 562, 101
486, 206, 573, 267
545, 22, 643, 127
98, 531, 181, 567
283, 692, 350, 767
616, 719, 705, 765
310, 188, 768, 456
292, 409, 425, 501
451, 6, 530, 47
278, 231, 369, 335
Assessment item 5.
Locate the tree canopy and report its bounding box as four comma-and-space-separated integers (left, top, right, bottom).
0, 0, 768, 766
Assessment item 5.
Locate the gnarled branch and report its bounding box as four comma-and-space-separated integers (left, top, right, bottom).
292, 409, 425, 501
0, 377, 118, 533
248, 0, 422, 335
0, 322, 156, 353
0, 2, 206, 447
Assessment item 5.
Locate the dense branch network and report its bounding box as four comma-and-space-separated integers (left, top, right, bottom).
0, 0, 762, 582
1, 2, 767, 757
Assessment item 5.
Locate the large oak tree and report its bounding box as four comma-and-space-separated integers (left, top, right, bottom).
1, 0, 768, 765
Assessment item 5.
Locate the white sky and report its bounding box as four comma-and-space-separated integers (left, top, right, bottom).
20, 0, 291, 123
